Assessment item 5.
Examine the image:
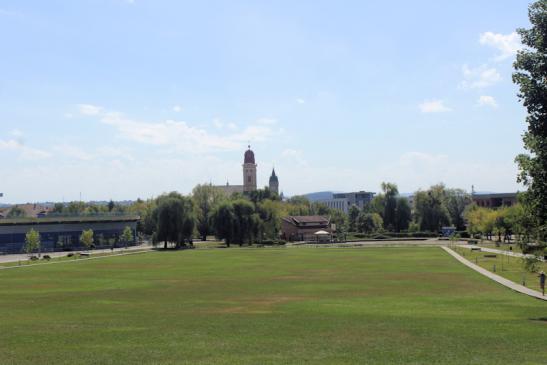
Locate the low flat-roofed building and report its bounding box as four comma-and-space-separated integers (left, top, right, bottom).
0, 215, 139, 254
472, 193, 518, 208
281, 215, 331, 241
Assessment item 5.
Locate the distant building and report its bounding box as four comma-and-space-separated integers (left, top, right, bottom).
281, 215, 331, 241
215, 146, 280, 196
269, 168, 279, 195
0, 215, 139, 254
472, 192, 518, 208
318, 191, 375, 213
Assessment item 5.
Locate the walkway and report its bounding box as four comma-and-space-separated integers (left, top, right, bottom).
456, 244, 545, 261
442, 246, 546, 301
0, 244, 153, 264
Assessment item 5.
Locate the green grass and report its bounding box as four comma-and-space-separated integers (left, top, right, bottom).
453, 246, 547, 292
1, 247, 546, 365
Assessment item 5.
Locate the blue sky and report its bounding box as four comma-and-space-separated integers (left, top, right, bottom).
0, 0, 531, 203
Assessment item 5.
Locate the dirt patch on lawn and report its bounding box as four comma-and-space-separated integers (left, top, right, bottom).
210, 295, 311, 314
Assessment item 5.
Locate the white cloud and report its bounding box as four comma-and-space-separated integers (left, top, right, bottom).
419, 100, 452, 113
227, 122, 238, 130
460, 64, 501, 89
213, 118, 223, 129
479, 32, 521, 61
172, 105, 182, 113
78, 105, 281, 154
296, 98, 305, 104
477, 95, 498, 108
10, 129, 23, 138
0, 139, 50, 160
78, 104, 102, 116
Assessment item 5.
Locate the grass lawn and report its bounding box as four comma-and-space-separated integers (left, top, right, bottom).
453, 246, 547, 292
1, 247, 546, 365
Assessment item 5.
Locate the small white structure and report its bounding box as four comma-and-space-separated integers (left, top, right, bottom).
314, 230, 331, 243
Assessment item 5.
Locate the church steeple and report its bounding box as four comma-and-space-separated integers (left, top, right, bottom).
269, 167, 279, 195
243, 145, 257, 193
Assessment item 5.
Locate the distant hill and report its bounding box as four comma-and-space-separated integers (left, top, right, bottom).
303, 191, 335, 202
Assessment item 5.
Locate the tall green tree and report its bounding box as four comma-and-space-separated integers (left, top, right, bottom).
211, 201, 236, 247
357, 212, 383, 234
381, 182, 399, 231
24, 229, 41, 256
348, 205, 360, 232
121, 226, 133, 246
154, 192, 195, 249
513, 0, 547, 243
414, 185, 450, 232
192, 184, 225, 241
394, 197, 411, 232
445, 189, 472, 231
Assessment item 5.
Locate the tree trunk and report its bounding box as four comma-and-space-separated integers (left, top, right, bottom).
164, 240, 167, 249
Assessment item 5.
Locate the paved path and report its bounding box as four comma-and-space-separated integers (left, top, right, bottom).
456, 244, 545, 261
0, 244, 153, 264
0, 249, 153, 270
442, 246, 546, 301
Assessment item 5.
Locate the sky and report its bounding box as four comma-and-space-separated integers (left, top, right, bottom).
0, 0, 533, 203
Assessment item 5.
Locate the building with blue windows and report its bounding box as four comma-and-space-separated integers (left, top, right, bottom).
0, 215, 139, 254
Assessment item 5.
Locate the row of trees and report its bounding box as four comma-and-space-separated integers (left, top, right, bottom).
22, 227, 134, 256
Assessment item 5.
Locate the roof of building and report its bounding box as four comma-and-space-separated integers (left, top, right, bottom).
269, 168, 278, 183
244, 146, 255, 164
0, 215, 140, 226
472, 192, 518, 199
282, 215, 330, 226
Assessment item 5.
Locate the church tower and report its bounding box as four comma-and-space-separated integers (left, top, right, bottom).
269, 168, 279, 195
243, 146, 257, 193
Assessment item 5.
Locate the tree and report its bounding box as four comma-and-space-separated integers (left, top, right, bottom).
513, 0, 547, 243
357, 212, 383, 234
7, 206, 26, 218
154, 192, 195, 249
445, 189, 472, 231
24, 229, 41, 256
108, 199, 115, 212
394, 197, 411, 232
121, 226, 133, 246
192, 184, 225, 241
211, 201, 236, 247
380, 182, 399, 231
348, 205, 360, 232
414, 185, 450, 232
80, 229, 94, 251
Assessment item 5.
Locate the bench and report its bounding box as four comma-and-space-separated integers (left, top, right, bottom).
471, 247, 481, 251
484, 254, 497, 258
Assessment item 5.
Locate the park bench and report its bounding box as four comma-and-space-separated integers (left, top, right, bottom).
471, 247, 481, 251
484, 254, 497, 258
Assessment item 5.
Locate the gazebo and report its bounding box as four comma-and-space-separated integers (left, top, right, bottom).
314, 230, 331, 243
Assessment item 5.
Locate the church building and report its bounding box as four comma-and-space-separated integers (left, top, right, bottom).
215, 146, 280, 196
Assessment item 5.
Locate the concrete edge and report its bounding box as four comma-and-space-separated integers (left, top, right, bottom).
441, 246, 546, 301
0, 249, 153, 271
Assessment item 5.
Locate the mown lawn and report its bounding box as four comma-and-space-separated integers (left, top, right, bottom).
1, 247, 546, 365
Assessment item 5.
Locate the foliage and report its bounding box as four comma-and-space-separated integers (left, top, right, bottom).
414, 184, 451, 232
357, 212, 383, 234
7, 206, 26, 218
348, 205, 360, 232
24, 229, 40, 255
445, 189, 472, 231
192, 184, 226, 241
513, 0, 547, 243
121, 226, 133, 245
80, 229, 94, 250
211, 199, 261, 246
154, 192, 195, 248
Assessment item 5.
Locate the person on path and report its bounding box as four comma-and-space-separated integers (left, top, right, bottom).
539, 271, 546, 296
